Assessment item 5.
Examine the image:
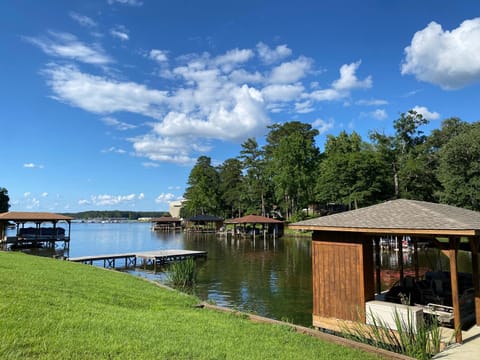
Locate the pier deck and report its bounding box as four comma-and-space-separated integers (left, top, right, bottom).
69, 249, 207, 271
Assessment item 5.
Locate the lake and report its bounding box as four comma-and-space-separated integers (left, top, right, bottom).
7, 221, 471, 327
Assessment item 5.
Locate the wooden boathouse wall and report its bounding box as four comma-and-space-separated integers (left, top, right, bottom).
311, 231, 374, 331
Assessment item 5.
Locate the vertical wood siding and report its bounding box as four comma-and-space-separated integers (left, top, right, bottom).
312, 232, 374, 323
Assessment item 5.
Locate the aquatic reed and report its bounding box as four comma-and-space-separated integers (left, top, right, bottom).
167, 257, 197, 288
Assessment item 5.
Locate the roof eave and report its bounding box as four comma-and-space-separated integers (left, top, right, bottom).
288, 225, 479, 237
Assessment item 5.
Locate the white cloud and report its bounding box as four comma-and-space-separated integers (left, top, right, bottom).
356, 98, 388, 106
312, 118, 335, 135
101, 116, 136, 130
149, 49, 168, 63
41, 192, 49, 197
110, 26, 129, 41
25, 31, 112, 65
402, 18, 480, 89
228, 69, 263, 84
214, 48, 254, 71
108, 0, 143, 6
24, 192, 31, 198
23, 163, 44, 169
295, 100, 314, 114
83, 193, 137, 206
138, 193, 145, 200
310, 61, 371, 102
131, 134, 198, 164
156, 85, 269, 141
26, 197, 40, 209
102, 146, 127, 154
155, 192, 176, 204
44, 64, 167, 117
332, 61, 372, 91
69, 12, 97, 28
269, 56, 312, 84
34, 42, 373, 165
411, 105, 440, 120
371, 109, 388, 120
256, 42, 292, 64
261, 83, 304, 102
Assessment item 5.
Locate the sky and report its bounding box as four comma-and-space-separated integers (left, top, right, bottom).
1, 0, 480, 213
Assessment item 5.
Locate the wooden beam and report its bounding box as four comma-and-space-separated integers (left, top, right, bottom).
413, 237, 419, 280
448, 237, 462, 343
374, 237, 381, 295
470, 237, 480, 326
398, 237, 404, 283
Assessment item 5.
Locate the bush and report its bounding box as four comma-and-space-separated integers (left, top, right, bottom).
341, 309, 443, 360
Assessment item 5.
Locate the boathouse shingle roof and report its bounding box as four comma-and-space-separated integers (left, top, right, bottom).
0, 211, 73, 222
224, 215, 283, 224
290, 199, 480, 236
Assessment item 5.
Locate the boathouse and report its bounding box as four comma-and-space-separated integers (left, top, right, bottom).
185, 214, 223, 233
151, 216, 182, 232
0, 211, 72, 249
290, 199, 480, 343
224, 214, 284, 238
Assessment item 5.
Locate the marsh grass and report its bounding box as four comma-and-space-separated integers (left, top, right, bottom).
0, 251, 381, 359
341, 308, 443, 360
166, 257, 197, 288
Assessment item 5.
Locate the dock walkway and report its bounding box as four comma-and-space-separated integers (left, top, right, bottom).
69, 249, 207, 271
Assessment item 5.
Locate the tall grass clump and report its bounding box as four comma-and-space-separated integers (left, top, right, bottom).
167, 257, 197, 288
341, 309, 443, 359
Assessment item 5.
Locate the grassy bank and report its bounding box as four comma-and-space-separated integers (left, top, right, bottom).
0, 252, 380, 359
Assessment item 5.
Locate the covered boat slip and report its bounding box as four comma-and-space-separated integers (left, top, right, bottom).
150, 216, 182, 232
290, 199, 480, 344
223, 214, 284, 239
0, 211, 72, 249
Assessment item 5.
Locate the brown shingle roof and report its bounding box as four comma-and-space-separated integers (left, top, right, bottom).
224, 215, 283, 224
0, 211, 72, 222
151, 216, 181, 223
289, 199, 480, 236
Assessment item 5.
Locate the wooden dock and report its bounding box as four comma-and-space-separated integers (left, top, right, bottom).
69, 249, 207, 271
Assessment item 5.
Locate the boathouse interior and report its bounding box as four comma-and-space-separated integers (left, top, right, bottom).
290, 199, 480, 343
184, 214, 224, 233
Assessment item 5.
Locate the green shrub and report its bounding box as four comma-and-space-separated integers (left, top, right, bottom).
341, 309, 443, 359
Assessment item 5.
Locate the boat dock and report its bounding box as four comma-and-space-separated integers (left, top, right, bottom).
69, 249, 207, 271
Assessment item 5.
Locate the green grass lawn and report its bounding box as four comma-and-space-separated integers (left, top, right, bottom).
0, 251, 381, 359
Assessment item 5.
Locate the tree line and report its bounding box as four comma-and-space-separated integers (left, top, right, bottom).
181, 111, 480, 221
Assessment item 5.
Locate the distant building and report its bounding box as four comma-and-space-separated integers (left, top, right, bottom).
169, 200, 184, 218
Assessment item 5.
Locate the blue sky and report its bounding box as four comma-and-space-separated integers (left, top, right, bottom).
1, 0, 480, 212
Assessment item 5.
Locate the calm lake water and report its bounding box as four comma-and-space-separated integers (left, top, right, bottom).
66, 222, 313, 325
8, 222, 472, 327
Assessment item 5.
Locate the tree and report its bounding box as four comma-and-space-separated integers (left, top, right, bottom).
217, 158, 244, 218
238, 138, 269, 216
264, 122, 320, 220
437, 122, 480, 210
0, 187, 10, 212
182, 156, 221, 217
370, 110, 433, 200
315, 131, 391, 209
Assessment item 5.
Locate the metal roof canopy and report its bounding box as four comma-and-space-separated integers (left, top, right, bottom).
290, 199, 480, 343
